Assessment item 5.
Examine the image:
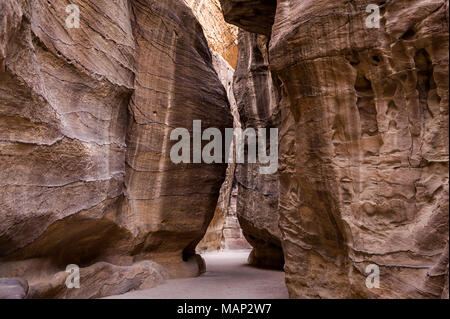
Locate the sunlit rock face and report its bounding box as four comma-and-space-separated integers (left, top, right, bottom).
184, 0, 238, 68
0, 0, 232, 298
233, 30, 283, 269
197, 163, 236, 253
221, 0, 449, 298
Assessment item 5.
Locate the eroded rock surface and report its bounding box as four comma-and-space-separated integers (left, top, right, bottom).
0, 278, 28, 299
0, 0, 134, 286
29, 261, 168, 299
199, 30, 279, 258
272, 0, 449, 299
222, 183, 252, 250
197, 50, 241, 252
233, 30, 283, 269
222, 0, 449, 298
0, 0, 232, 298
218, 0, 277, 36
184, 0, 238, 67
124, 0, 232, 279
197, 163, 235, 252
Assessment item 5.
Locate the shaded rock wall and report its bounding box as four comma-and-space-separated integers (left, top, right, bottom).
0, 0, 232, 298
0, 0, 134, 279
124, 0, 232, 279
197, 50, 241, 252
233, 30, 283, 269
218, 0, 277, 36
197, 163, 235, 252
221, 0, 449, 298
222, 183, 252, 250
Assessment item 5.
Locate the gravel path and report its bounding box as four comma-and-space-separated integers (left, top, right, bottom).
106, 250, 289, 299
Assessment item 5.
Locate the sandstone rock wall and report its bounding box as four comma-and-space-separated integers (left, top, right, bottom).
222, 183, 252, 250
184, 0, 238, 67
221, 0, 449, 298
196, 163, 235, 252
198, 173, 252, 252
196, 49, 241, 252
233, 30, 283, 269
124, 0, 232, 279
218, 0, 277, 36
0, 0, 135, 287
0, 0, 232, 298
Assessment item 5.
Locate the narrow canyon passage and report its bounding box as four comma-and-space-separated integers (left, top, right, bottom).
106, 251, 288, 299
0, 0, 448, 301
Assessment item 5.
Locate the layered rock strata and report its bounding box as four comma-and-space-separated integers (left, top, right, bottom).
222, 183, 252, 250
124, 0, 232, 279
221, 0, 449, 298
184, 0, 238, 67
233, 30, 283, 269
197, 50, 241, 252
0, 0, 232, 298
218, 0, 277, 36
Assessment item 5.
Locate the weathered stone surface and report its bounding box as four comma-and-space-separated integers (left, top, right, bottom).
197, 163, 235, 252
233, 30, 282, 269
272, 0, 449, 299
2, 0, 448, 300
29, 261, 167, 299
184, 0, 238, 67
0, 0, 133, 275
123, 0, 232, 279
223, 0, 449, 298
0, 278, 28, 299
197, 50, 241, 252
222, 183, 252, 250
198, 172, 252, 252
218, 0, 277, 36
0, 0, 232, 297
197, 28, 281, 262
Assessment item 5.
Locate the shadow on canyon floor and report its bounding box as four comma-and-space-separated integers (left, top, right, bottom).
105, 250, 288, 299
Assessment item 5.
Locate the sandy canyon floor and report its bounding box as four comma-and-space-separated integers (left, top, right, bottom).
106, 250, 289, 299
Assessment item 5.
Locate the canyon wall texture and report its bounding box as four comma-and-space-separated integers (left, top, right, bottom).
233, 30, 283, 269
197, 50, 243, 252
219, 0, 277, 36
0, 0, 232, 298
222, 0, 449, 298
222, 183, 252, 250
124, 0, 232, 279
197, 163, 235, 252
184, 0, 238, 67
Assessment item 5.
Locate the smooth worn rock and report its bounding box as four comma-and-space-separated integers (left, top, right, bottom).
222, 0, 449, 298
233, 30, 283, 269
0, 278, 28, 299
184, 0, 238, 67
0, 0, 232, 297
28, 261, 168, 299
123, 0, 232, 279
218, 0, 277, 36
0, 0, 133, 289
197, 50, 241, 253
